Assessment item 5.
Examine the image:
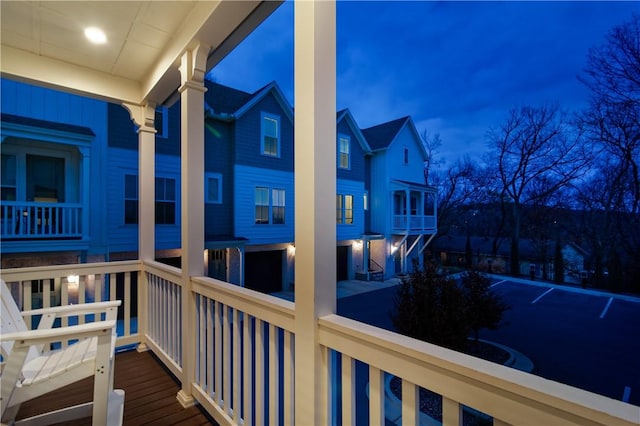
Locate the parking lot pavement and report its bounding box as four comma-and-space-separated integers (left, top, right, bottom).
481, 276, 640, 406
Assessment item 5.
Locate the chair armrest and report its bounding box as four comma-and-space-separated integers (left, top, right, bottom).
0, 320, 117, 347
21, 300, 122, 318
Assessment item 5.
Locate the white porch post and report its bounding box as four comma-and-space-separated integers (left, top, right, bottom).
294, 1, 336, 424
78, 146, 91, 242
177, 43, 209, 407
122, 101, 157, 353
122, 102, 157, 262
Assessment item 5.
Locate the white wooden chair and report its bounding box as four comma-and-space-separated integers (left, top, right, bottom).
1, 280, 125, 425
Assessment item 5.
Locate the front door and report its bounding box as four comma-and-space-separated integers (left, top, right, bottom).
209, 249, 227, 281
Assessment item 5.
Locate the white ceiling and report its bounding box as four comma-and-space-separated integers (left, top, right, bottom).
1, 1, 280, 106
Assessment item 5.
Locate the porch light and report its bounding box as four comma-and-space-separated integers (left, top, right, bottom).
84, 27, 107, 44
391, 243, 399, 254
67, 274, 79, 289
353, 240, 362, 250
288, 244, 296, 255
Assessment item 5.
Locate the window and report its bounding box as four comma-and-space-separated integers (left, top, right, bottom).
255, 187, 286, 225
27, 155, 64, 202
338, 135, 350, 169
261, 113, 280, 157
155, 177, 176, 224
336, 194, 354, 224
124, 174, 138, 224
272, 189, 285, 224
255, 187, 269, 224
1, 154, 17, 201
403, 147, 409, 165
126, 175, 176, 225
205, 173, 222, 204
155, 107, 168, 138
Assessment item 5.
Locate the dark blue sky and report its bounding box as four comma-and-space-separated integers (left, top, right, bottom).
212, 1, 640, 165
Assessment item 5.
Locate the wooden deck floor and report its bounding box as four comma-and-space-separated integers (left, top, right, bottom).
16, 350, 217, 425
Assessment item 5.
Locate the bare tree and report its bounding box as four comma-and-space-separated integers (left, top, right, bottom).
577, 14, 640, 291
487, 104, 590, 276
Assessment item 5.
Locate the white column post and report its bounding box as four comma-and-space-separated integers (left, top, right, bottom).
122, 101, 157, 352
176, 43, 209, 407
122, 102, 157, 262
78, 146, 91, 242
294, 1, 336, 424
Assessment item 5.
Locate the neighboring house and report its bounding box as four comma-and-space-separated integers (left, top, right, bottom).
1, 79, 109, 268
362, 116, 437, 279
434, 235, 587, 283
1, 78, 439, 292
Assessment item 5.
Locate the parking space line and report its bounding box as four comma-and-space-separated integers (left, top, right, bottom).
531, 288, 554, 304
490, 279, 507, 288
600, 297, 614, 319
623, 386, 631, 402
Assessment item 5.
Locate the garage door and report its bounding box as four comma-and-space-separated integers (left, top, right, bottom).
245, 250, 283, 294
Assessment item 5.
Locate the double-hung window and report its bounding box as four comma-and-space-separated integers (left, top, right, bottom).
155, 107, 168, 138
336, 194, 353, 224
124, 174, 176, 225
155, 177, 176, 224
255, 187, 285, 224
1, 154, 17, 201
338, 135, 350, 169
261, 113, 280, 157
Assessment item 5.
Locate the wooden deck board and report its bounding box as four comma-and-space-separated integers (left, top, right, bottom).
16, 350, 217, 425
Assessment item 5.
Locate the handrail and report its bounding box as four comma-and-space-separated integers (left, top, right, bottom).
318, 313, 638, 426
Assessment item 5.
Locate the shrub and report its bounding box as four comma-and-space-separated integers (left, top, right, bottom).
460, 270, 509, 342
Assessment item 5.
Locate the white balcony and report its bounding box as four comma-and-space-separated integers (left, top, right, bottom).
1, 202, 83, 239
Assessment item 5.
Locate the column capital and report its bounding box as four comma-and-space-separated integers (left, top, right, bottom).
179, 42, 211, 89
122, 102, 157, 134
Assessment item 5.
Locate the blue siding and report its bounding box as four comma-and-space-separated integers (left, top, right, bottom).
234, 165, 294, 245
234, 94, 294, 172
205, 119, 234, 238
336, 119, 366, 181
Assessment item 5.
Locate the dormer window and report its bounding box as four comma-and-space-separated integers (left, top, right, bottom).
261, 112, 280, 157
338, 135, 350, 169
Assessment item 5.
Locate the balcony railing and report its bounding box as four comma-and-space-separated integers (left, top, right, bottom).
1, 261, 636, 426
393, 214, 437, 232
1, 202, 82, 239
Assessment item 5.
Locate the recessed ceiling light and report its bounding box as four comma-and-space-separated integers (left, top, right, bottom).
84, 27, 107, 44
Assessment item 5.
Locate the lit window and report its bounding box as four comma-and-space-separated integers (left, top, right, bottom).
338, 135, 350, 169
261, 113, 280, 157
336, 194, 354, 225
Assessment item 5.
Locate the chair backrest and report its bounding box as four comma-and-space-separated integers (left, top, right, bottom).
1, 280, 34, 363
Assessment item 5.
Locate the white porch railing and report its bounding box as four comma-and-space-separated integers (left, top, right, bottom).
1, 261, 637, 426
1, 202, 82, 239
393, 214, 437, 232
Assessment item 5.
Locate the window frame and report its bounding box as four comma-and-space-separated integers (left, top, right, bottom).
336, 194, 354, 225
205, 172, 223, 204
260, 112, 281, 158
338, 134, 351, 169
155, 176, 176, 225
255, 187, 270, 224
124, 174, 138, 225
403, 147, 409, 165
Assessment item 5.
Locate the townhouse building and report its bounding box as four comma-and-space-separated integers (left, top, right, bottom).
1, 77, 436, 293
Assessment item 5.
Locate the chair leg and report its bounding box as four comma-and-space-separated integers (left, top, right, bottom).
91, 336, 113, 425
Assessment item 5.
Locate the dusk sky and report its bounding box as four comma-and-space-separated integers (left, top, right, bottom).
212, 1, 640, 166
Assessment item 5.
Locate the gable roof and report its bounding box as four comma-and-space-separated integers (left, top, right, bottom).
204, 80, 293, 124
361, 116, 409, 151
336, 109, 371, 154
361, 115, 428, 160
204, 81, 253, 114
